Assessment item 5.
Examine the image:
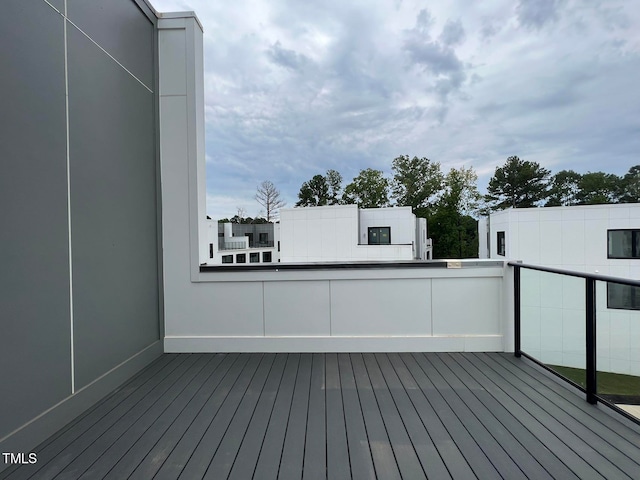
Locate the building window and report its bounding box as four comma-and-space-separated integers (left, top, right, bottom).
222, 255, 233, 264
607, 282, 640, 310
259, 232, 268, 244
250, 252, 260, 263
209, 243, 213, 259
608, 229, 640, 259
263, 251, 272, 262
497, 231, 505, 256
236, 253, 246, 263
368, 227, 391, 245
277, 241, 280, 252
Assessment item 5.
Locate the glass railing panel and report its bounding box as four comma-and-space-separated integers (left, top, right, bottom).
520, 268, 542, 357
596, 280, 640, 419
521, 268, 586, 387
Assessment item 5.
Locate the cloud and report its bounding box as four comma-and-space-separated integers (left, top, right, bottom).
151, 0, 640, 215
439, 19, 465, 46
403, 12, 468, 102
266, 41, 310, 71
516, 0, 565, 29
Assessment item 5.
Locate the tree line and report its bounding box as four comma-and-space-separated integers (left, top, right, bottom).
293, 156, 640, 258
222, 157, 639, 259
486, 156, 640, 209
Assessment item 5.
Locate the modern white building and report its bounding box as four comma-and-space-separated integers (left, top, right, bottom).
205, 220, 279, 265
205, 205, 432, 265
479, 204, 640, 377
278, 205, 431, 263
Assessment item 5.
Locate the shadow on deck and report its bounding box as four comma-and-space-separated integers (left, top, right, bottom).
3, 353, 640, 480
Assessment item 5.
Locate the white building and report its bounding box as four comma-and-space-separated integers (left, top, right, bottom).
205, 220, 279, 265
479, 204, 640, 377
278, 205, 431, 263
205, 205, 432, 265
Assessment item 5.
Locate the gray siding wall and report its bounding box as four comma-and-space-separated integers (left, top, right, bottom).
0, 0, 161, 454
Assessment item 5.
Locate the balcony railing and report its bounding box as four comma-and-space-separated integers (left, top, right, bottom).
218, 240, 274, 250
218, 240, 247, 250
510, 261, 640, 425
248, 240, 274, 248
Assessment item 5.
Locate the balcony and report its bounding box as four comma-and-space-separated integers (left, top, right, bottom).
2, 351, 639, 479
3, 261, 640, 479
4, 5, 640, 479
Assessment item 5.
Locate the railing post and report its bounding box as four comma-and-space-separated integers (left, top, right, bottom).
586, 277, 597, 404
514, 265, 521, 358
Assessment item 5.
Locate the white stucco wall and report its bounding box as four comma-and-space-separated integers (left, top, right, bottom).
481, 205, 640, 376
279, 205, 415, 262
359, 207, 416, 245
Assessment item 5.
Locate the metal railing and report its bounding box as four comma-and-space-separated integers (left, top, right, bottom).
510, 261, 640, 425
248, 241, 274, 248
218, 240, 247, 250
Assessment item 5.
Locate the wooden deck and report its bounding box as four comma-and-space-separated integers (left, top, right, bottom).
3, 353, 640, 479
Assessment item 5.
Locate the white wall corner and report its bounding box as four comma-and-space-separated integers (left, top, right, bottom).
157, 13, 206, 283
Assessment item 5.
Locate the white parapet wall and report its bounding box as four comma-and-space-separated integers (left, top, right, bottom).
164, 262, 512, 353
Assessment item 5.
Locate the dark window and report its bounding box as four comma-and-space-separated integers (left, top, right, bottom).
497, 231, 505, 256
209, 243, 213, 259
236, 253, 246, 263
607, 282, 640, 310
250, 252, 259, 263
368, 227, 391, 245
608, 229, 640, 259
259, 232, 268, 243
263, 251, 272, 262
222, 255, 233, 264
277, 241, 280, 252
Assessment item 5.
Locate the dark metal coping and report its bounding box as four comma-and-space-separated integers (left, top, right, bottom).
508, 261, 640, 287
201, 260, 505, 273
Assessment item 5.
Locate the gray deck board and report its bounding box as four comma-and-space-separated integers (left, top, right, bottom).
475, 353, 639, 479
324, 353, 350, 480
401, 353, 501, 479
3, 352, 640, 480
443, 353, 576, 480
226, 354, 288, 480
253, 354, 300, 480
302, 354, 327, 480
337, 353, 376, 480
350, 353, 402, 480
374, 354, 452, 480
278, 353, 312, 480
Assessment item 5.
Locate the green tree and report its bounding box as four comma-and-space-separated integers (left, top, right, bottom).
296, 174, 330, 206
429, 212, 478, 259
486, 156, 550, 210
295, 170, 343, 207
575, 172, 620, 205
619, 165, 640, 203
545, 170, 581, 207
342, 168, 390, 208
391, 155, 443, 213
429, 167, 481, 258
255, 180, 286, 221
326, 169, 343, 204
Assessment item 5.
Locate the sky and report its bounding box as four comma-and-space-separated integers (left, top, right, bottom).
150, 0, 640, 220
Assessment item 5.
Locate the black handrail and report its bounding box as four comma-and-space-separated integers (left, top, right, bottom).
508, 261, 640, 287
509, 261, 640, 424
